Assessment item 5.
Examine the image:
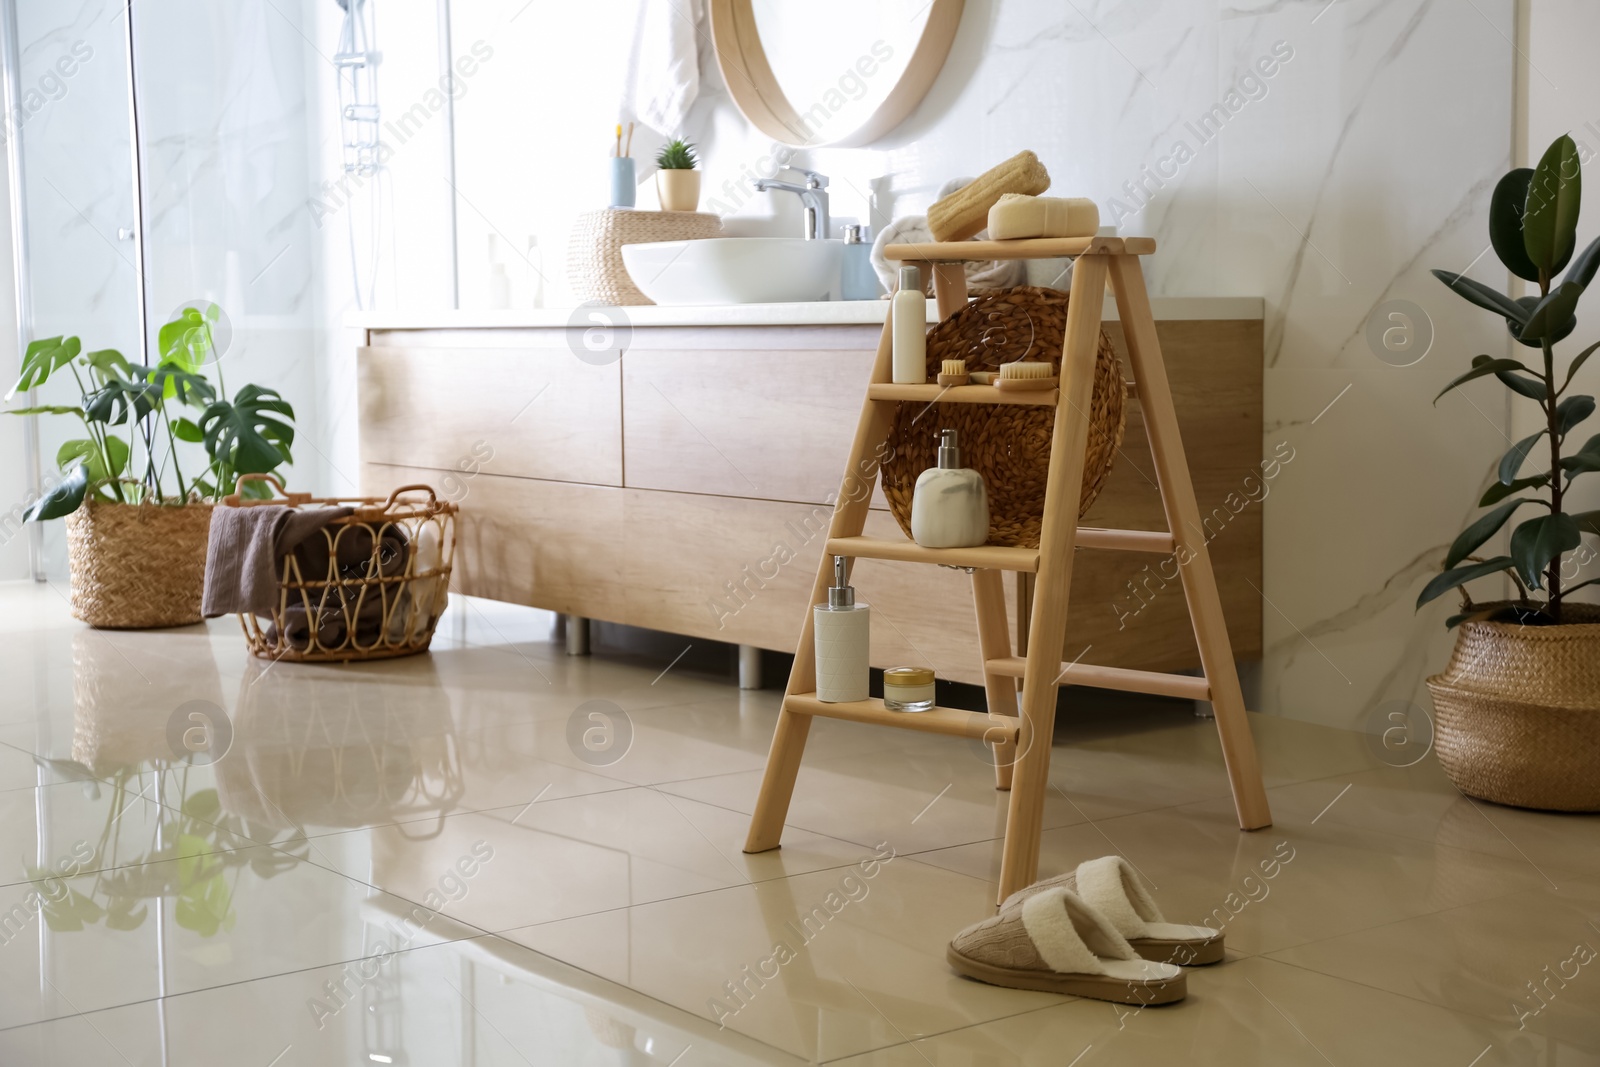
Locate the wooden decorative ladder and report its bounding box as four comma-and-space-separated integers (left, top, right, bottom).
742, 236, 1273, 905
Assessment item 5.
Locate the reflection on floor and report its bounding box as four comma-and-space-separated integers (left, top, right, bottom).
0, 583, 1595, 1065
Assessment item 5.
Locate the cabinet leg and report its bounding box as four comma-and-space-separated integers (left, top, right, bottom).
738, 645, 763, 690
563, 614, 590, 656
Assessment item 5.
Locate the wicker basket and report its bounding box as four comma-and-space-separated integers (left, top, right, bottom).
1426, 601, 1600, 811
881, 287, 1127, 547
223, 475, 457, 663
65, 490, 212, 629
567, 208, 722, 305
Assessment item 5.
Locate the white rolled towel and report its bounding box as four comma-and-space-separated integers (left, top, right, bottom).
869, 177, 1028, 295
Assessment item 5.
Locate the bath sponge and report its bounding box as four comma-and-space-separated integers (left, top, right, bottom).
927, 151, 1051, 242
987, 194, 1100, 241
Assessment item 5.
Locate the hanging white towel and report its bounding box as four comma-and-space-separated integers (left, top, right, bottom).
621, 0, 704, 138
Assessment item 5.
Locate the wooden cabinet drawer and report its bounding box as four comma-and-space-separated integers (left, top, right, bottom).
359, 346, 622, 486
622, 345, 875, 504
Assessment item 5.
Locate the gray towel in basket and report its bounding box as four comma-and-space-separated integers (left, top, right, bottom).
202, 504, 353, 618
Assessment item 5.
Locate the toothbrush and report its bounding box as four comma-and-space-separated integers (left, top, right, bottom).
624, 121, 635, 157
614, 123, 622, 157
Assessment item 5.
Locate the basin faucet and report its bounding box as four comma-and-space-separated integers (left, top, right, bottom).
754, 170, 831, 240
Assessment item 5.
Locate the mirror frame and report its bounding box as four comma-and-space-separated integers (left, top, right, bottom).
707, 0, 965, 148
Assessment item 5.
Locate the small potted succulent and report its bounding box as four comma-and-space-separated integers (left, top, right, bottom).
655, 137, 701, 212
1418, 133, 1600, 811
5, 304, 295, 629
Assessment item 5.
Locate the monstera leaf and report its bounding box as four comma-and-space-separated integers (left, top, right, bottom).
198, 385, 294, 475
158, 305, 220, 371
56, 436, 130, 483
22, 463, 90, 521
7, 336, 81, 397
84, 378, 161, 425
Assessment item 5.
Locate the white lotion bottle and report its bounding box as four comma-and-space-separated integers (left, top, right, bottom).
911, 429, 990, 548
814, 556, 870, 703
892, 264, 927, 384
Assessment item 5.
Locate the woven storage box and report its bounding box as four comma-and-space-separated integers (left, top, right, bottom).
881, 286, 1127, 547
223, 475, 457, 663
567, 209, 722, 305
1426, 601, 1600, 811
65, 492, 212, 629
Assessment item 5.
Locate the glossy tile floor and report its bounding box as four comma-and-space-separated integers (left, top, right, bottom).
0, 583, 1595, 1066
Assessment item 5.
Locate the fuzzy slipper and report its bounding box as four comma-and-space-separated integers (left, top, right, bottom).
947, 886, 1186, 1004
1002, 856, 1224, 966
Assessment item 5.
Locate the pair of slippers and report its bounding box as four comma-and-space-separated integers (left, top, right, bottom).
947, 856, 1220, 1005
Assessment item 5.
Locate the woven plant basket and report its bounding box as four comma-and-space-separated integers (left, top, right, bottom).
65, 493, 212, 629
225, 475, 457, 663
567, 209, 722, 305
881, 287, 1127, 547
1425, 601, 1600, 811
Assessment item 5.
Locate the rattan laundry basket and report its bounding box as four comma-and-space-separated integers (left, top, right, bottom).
65, 488, 212, 629
880, 287, 1127, 547
1426, 601, 1600, 811
567, 208, 722, 305
222, 475, 457, 663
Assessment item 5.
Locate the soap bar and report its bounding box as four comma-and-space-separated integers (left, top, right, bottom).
987, 194, 1100, 241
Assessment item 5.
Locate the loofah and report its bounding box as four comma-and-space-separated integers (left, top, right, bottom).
927, 150, 1051, 242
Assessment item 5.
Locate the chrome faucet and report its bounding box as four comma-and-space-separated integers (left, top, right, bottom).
754, 170, 831, 240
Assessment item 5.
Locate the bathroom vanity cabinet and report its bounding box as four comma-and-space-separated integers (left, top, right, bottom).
355, 299, 1263, 686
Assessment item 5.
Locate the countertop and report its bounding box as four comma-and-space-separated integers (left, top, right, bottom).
352, 296, 1263, 331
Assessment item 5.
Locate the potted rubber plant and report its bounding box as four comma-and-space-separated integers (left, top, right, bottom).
655, 137, 701, 212
1418, 133, 1600, 811
5, 304, 295, 629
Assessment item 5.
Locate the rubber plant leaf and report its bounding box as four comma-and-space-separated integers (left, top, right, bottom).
1509, 512, 1581, 588
1444, 497, 1536, 569
1416, 556, 1515, 610
1434, 356, 1543, 403
1489, 167, 1540, 282
1497, 431, 1546, 485
1524, 134, 1582, 275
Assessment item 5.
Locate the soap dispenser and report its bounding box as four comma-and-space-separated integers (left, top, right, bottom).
911, 429, 990, 549
814, 555, 870, 703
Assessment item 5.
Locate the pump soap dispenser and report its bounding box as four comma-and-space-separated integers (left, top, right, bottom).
910, 429, 990, 549
813, 555, 870, 703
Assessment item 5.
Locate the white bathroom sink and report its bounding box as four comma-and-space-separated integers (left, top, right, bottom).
621, 237, 844, 305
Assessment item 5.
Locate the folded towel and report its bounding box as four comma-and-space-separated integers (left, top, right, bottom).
869, 178, 1028, 296
203, 504, 353, 618
988, 194, 1100, 240
269, 521, 411, 650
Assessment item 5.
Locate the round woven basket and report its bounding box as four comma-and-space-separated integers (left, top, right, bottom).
1425, 601, 1600, 811
881, 287, 1127, 547
567, 209, 722, 305
65, 497, 212, 629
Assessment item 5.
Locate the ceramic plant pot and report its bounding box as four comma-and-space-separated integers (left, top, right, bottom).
1425, 601, 1600, 811
656, 169, 701, 212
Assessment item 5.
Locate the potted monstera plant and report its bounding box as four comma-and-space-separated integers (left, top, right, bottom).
1419, 133, 1600, 811
5, 304, 295, 629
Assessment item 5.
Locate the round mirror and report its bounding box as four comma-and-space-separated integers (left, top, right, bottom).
709, 0, 964, 148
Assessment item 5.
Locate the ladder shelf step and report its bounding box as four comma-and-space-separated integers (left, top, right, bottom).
824, 536, 1039, 573
785, 693, 1021, 743
1074, 527, 1176, 553
985, 657, 1211, 701
867, 383, 1058, 407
